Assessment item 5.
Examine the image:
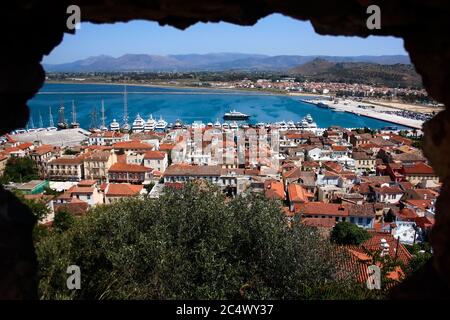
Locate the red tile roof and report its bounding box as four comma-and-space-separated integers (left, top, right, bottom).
288, 183, 311, 203
31, 144, 54, 155
113, 140, 154, 150
106, 183, 143, 197
403, 162, 435, 175
109, 163, 152, 173
298, 202, 349, 216
144, 150, 166, 160
265, 180, 286, 200
301, 217, 336, 228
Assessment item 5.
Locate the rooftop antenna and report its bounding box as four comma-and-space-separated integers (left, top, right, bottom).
38, 111, 44, 128
49, 106, 54, 127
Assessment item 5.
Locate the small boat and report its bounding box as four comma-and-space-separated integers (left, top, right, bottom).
46, 127, 57, 132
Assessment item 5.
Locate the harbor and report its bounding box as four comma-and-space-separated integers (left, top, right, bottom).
301, 98, 426, 129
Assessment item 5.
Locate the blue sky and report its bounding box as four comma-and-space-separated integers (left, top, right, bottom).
44, 13, 407, 64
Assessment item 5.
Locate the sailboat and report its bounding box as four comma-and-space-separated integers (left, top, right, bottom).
99, 99, 108, 131
27, 116, 36, 132
70, 100, 80, 128
47, 106, 57, 131
57, 101, 68, 129
121, 85, 130, 131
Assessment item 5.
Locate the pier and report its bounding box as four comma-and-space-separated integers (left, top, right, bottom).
301, 99, 424, 129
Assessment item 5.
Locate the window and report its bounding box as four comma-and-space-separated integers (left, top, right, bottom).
358, 217, 363, 224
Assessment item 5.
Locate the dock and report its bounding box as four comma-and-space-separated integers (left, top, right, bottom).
302, 99, 424, 129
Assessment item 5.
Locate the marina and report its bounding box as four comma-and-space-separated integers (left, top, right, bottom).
24, 83, 414, 132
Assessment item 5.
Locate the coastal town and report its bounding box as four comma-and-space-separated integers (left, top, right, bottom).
0, 101, 438, 287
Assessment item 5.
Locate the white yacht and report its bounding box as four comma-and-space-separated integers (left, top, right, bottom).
256, 122, 265, 128
155, 116, 168, 131
207, 122, 213, 128
222, 122, 230, 130
132, 114, 145, 132
230, 121, 238, 130
192, 121, 205, 130
223, 110, 250, 120
46, 127, 57, 132
173, 119, 183, 129
304, 114, 318, 128
110, 119, 120, 131
144, 115, 156, 132
287, 121, 296, 129
214, 119, 222, 129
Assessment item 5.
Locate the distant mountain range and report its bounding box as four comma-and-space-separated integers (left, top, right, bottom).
289, 58, 421, 87
44, 53, 411, 72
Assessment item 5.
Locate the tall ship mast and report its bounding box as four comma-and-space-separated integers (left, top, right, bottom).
47, 106, 56, 131
57, 101, 68, 130
70, 100, 80, 128
38, 111, 44, 128
122, 85, 130, 131
29, 115, 35, 129
100, 99, 107, 131
89, 105, 99, 131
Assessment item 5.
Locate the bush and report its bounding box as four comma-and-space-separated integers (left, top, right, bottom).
37, 182, 360, 300
330, 222, 372, 245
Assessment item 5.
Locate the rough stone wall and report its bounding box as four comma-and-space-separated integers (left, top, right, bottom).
1, 0, 450, 299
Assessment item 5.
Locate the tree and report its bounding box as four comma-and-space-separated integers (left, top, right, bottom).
13, 190, 51, 222
53, 209, 75, 233
1, 157, 38, 183
330, 222, 372, 245
37, 182, 362, 300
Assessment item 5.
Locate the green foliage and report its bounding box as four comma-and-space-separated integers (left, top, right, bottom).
37, 182, 361, 300
404, 243, 433, 276
1, 156, 38, 183
330, 222, 372, 245
13, 191, 51, 222
43, 186, 62, 196
63, 149, 79, 155
53, 209, 75, 233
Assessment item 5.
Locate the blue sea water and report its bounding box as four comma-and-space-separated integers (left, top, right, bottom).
27, 83, 408, 129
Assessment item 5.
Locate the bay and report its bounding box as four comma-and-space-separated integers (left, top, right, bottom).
27, 83, 408, 129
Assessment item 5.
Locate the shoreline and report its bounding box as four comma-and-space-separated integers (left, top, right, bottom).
43, 80, 325, 98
